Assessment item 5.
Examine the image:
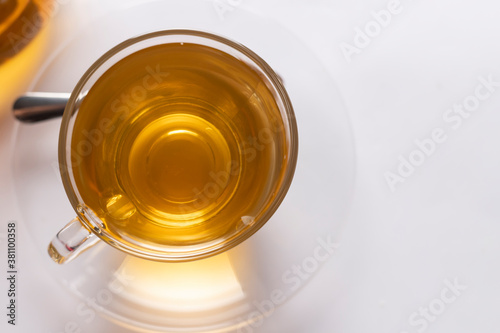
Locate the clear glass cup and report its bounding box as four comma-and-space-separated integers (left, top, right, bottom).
0, 0, 54, 63
48, 29, 298, 264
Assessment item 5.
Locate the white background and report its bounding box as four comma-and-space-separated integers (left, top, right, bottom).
1, 0, 500, 332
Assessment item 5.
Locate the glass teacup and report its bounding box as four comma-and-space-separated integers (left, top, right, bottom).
48, 30, 298, 264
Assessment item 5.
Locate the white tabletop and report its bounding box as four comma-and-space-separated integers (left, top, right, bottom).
1, 0, 499, 332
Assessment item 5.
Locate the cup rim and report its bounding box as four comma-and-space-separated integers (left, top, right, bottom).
58, 29, 298, 262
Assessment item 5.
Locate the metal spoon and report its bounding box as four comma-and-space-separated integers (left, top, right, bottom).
13, 92, 70, 123
11, 75, 285, 123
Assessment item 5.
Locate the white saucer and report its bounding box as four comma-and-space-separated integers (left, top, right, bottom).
12, 1, 355, 331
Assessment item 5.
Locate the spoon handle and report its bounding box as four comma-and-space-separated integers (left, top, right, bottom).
13, 92, 70, 123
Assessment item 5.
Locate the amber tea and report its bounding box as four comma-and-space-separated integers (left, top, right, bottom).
0, 0, 53, 62
70, 42, 290, 248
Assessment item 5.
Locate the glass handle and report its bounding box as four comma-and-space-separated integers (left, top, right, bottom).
48, 217, 100, 264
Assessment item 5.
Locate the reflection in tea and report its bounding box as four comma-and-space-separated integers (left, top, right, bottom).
70, 43, 289, 247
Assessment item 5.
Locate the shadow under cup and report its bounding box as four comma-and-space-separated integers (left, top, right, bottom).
50, 30, 298, 264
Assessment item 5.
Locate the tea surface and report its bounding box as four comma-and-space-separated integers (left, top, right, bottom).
70, 42, 288, 247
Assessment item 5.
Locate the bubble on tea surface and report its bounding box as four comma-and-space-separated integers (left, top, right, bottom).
240, 216, 255, 226
105, 194, 136, 220
235, 216, 255, 231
